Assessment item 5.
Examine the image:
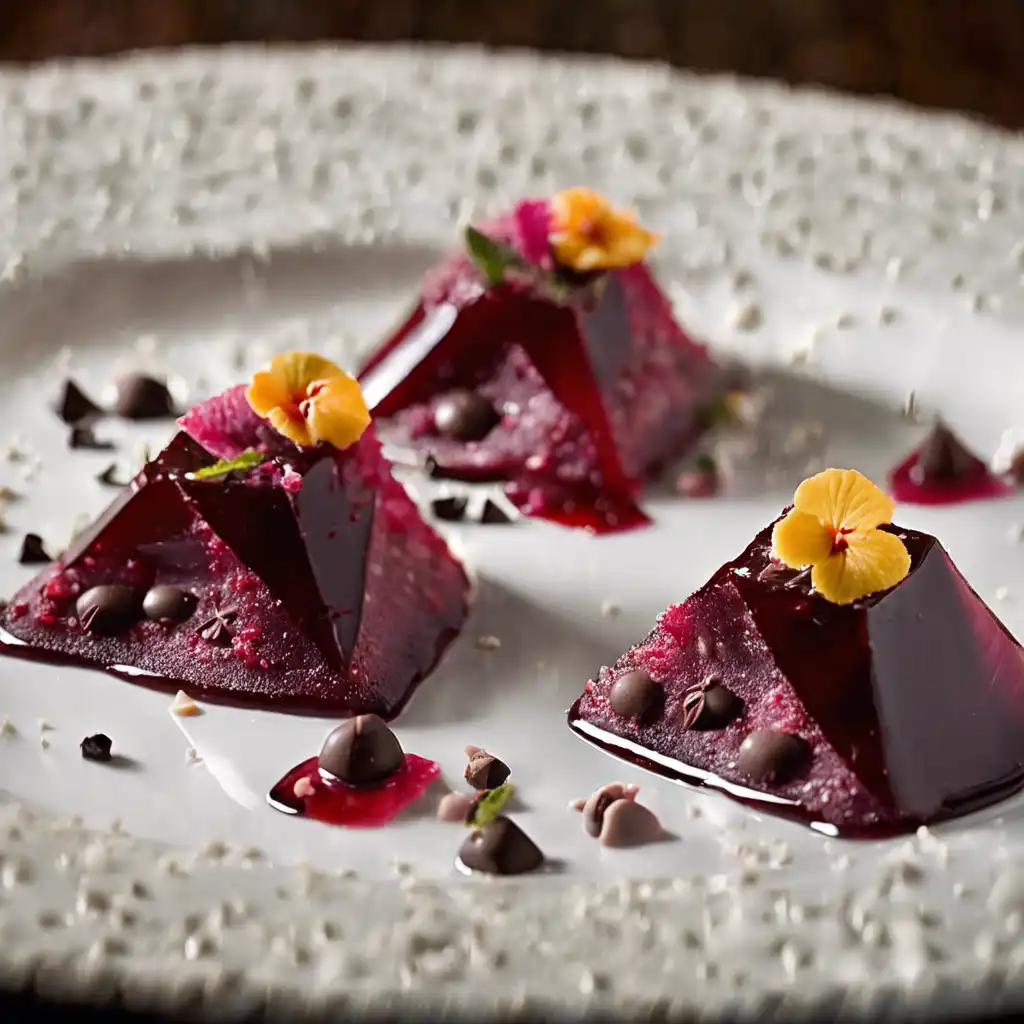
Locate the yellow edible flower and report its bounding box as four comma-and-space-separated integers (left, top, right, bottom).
771, 469, 910, 606
549, 187, 659, 272
247, 352, 370, 451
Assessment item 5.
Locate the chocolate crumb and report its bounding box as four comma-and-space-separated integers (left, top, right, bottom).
80, 733, 113, 762
431, 496, 468, 522
458, 816, 544, 875
69, 423, 115, 451
55, 380, 102, 426
197, 607, 237, 646
465, 749, 511, 790
112, 374, 176, 420
479, 499, 513, 524
18, 533, 50, 565
96, 463, 129, 488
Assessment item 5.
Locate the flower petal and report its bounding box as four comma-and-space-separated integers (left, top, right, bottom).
771, 510, 834, 569
267, 406, 312, 447
793, 468, 894, 533
247, 370, 293, 419
810, 530, 911, 605
304, 373, 371, 451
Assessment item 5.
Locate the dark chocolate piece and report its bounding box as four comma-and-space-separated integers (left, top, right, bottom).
465, 750, 511, 790
431, 496, 468, 522
479, 499, 513, 524
609, 669, 661, 720
55, 380, 102, 426
433, 389, 500, 442
916, 420, 978, 483
458, 816, 544, 875
318, 714, 404, 786
736, 729, 809, 784
112, 374, 176, 420
69, 423, 115, 451
681, 677, 744, 731
80, 733, 113, 762
142, 586, 197, 624
76, 585, 141, 635
18, 534, 50, 565
96, 464, 128, 488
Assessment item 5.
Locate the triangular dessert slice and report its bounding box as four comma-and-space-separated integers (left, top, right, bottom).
359, 189, 727, 533
1, 355, 470, 717
569, 469, 1024, 835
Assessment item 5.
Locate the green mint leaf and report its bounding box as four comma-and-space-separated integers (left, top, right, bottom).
465, 782, 515, 829
464, 226, 525, 287
189, 449, 264, 480
696, 453, 718, 475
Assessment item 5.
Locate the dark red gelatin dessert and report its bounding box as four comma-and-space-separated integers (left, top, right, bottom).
569, 515, 1024, 836
359, 191, 726, 533
0, 372, 470, 717
888, 419, 1010, 506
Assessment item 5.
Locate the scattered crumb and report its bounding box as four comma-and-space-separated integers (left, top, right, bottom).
729, 301, 762, 332
37, 718, 52, 732
996, 586, 1011, 601
835, 312, 856, 330
600, 599, 621, 619
185, 746, 200, 765
0, 715, 16, 737
877, 306, 898, 325
786, 331, 818, 367
170, 690, 202, 717
732, 269, 753, 290
1007, 523, 1024, 544
885, 257, 904, 282
3, 439, 26, 463
39, 735, 50, 749
902, 390, 922, 423
992, 427, 1024, 477
476, 635, 501, 651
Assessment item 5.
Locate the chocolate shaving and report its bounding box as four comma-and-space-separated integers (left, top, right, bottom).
18, 533, 50, 565
96, 464, 129, 488
69, 423, 115, 451
431, 496, 468, 522
680, 687, 707, 731
479, 499, 513, 524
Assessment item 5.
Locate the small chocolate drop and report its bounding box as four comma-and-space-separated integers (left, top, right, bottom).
112, 374, 176, 420
609, 670, 661, 720
18, 533, 51, 565
55, 380, 102, 426
736, 729, 809, 784
318, 714, 404, 786
458, 816, 544, 875
142, 585, 197, 624
76, 585, 141, 635
433, 389, 500, 442
431, 496, 468, 522
464, 751, 511, 790
915, 419, 979, 483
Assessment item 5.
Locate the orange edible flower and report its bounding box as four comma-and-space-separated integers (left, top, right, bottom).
549, 187, 659, 272
771, 469, 910, 605
247, 352, 370, 451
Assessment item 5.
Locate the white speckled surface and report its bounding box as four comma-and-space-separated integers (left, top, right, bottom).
3, 44, 1024, 1020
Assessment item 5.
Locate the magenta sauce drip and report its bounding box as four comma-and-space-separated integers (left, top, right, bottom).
887, 446, 1011, 505
267, 753, 439, 827
359, 287, 648, 535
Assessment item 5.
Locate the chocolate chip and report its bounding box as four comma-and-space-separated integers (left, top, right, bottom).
76, 585, 141, 635
318, 714, 404, 786
80, 733, 113, 762
609, 670, 661, 720
55, 380, 102, 425
96, 463, 128, 488
599, 799, 664, 848
18, 533, 50, 565
465, 751, 510, 790
479, 499, 513, 524
458, 816, 544, 875
431, 496, 468, 522
682, 678, 744, 731
196, 607, 237, 646
112, 374, 175, 420
143, 586, 197, 624
433, 389, 499, 442
69, 423, 115, 451
736, 730, 809, 784
915, 419, 978, 483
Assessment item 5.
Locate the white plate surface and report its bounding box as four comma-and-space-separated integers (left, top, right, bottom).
2, 45, 1024, 1021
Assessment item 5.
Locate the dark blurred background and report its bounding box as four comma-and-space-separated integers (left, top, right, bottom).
1, 0, 1023, 127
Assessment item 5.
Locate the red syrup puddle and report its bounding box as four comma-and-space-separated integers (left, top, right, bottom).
267, 753, 439, 827
888, 447, 1011, 506
360, 285, 649, 536
567, 707, 1024, 839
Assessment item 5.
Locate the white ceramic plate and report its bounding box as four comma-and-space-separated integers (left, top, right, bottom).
3, 45, 1024, 1021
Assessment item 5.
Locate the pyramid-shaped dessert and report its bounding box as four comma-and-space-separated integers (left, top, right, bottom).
359, 189, 726, 533
1, 354, 470, 717
569, 469, 1024, 835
